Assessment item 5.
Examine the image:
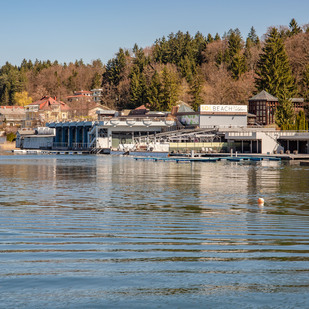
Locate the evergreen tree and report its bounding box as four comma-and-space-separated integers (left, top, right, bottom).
247, 26, 260, 45
227, 29, 246, 79
193, 31, 207, 65
102, 48, 127, 86
256, 27, 297, 129
91, 72, 102, 89
189, 71, 204, 111
275, 99, 295, 129
0, 82, 10, 105
301, 64, 309, 102
153, 36, 170, 64
161, 67, 180, 111
133, 44, 149, 72
152, 31, 203, 80
147, 71, 163, 111
244, 37, 253, 69
288, 18, 302, 36
215, 51, 223, 67
207, 33, 214, 43
66, 70, 78, 92
255, 27, 297, 101
244, 27, 260, 71
129, 70, 141, 108
214, 33, 221, 41
179, 55, 195, 83
0, 62, 26, 105
294, 110, 308, 130
129, 66, 147, 108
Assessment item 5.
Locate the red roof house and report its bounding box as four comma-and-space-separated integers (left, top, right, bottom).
26, 96, 70, 126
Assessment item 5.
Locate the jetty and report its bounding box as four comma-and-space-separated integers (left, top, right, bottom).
133, 151, 309, 163
134, 155, 283, 163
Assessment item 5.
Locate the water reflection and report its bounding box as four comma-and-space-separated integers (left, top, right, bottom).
0, 155, 309, 308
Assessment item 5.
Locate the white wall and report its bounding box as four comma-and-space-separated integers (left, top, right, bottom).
257, 132, 283, 154
199, 115, 247, 127
96, 137, 109, 148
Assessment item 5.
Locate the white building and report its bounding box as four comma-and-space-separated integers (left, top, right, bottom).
91, 89, 103, 103
199, 104, 248, 128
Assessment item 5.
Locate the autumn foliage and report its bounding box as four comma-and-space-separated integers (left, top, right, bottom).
0, 19, 308, 116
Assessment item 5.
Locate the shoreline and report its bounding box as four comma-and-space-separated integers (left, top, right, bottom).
0, 142, 16, 153
8, 147, 309, 161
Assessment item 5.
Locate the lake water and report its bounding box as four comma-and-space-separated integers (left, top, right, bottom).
0, 155, 309, 308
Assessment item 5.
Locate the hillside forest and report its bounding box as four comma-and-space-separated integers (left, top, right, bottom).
1, 19, 309, 124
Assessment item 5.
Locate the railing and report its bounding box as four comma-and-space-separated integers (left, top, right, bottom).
88, 136, 97, 149
71, 142, 89, 149
52, 142, 89, 150
52, 142, 69, 149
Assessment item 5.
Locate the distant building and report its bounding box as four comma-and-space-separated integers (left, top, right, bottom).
96, 109, 118, 120
16, 127, 56, 149
88, 104, 111, 120
91, 88, 103, 103
128, 105, 150, 116
74, 90, 92, 97
249, 90, 304, 126
171, 101, 199, 126
0, 106, 25, 127
25, 96, 70, 127
66, 90, 93, 103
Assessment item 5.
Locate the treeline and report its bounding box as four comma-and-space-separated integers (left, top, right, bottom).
101, 18, 309, 115
1, 19, 309, 120
0, 59, 104, 105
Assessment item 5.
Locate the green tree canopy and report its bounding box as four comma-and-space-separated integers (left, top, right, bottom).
247, 26, 260, 45
129, 66, 147, 109
161, 66, 180, 111
256, 27, 297, 129
288, 18, 302, 36
227, 29, 247, 79
255, 27, 297, 101
146, 71, 163, 111
102, 48, 128, 86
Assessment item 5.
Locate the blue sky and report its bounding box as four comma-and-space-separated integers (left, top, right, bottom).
0, 0, 308, 67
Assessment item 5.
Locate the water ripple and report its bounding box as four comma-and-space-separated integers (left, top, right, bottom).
0, 155, 309, 308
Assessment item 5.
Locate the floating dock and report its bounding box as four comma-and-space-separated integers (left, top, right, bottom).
13, 149, 89, 155
133, 156, 282, 163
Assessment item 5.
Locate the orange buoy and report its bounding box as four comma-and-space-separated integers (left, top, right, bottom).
258, 197, 264, 204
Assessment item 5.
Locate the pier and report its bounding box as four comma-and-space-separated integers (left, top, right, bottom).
133, 152, 309, 163
133, 155, 283, 163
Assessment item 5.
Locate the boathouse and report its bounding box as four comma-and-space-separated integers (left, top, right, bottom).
46, 113, 175, 151
16, 127, 56, 149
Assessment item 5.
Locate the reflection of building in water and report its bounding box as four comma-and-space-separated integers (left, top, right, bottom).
106, 157, 206, 211
195, 161, 280, 207
197, 162, 249, 201
247, 161, 280, 198
1, 159, 58, 184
